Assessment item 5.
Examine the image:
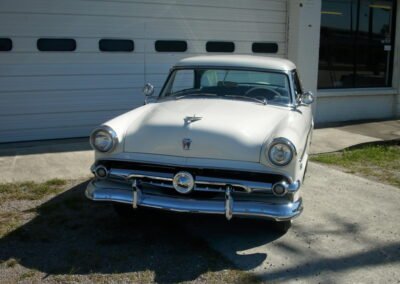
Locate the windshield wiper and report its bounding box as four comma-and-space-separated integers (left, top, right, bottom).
223, 95, 267, 105
175, 93, 218, 99
168, 88, 199, 97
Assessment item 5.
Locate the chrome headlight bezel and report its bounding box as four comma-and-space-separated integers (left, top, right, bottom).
267, 138, 297, 167
90, 125, 119, 153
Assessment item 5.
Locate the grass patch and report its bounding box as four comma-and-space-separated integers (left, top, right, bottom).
311, 143, 400, 187
0, 212, 23, 238
0, 178, 66, 203
19, 270, 37, 280
1, 258, 19, 268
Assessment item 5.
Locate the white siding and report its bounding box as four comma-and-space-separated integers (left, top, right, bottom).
0, 0, 288, 142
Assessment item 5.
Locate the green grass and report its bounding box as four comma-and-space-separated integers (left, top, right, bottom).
0, 178, 66, 203
311, 144, 400, 187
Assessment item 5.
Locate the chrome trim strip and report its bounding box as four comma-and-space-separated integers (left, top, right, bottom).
300, 126, 313, 163
86, 180, 303, 221
106, 168, 299, 193
97, 158, 294, 183
109, 168, 174, 182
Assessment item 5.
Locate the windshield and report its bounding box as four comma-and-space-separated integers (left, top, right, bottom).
160, 68, 292, 106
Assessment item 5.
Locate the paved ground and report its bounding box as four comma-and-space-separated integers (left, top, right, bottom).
0, 162, 399, 283
0, 119, 399, 183
0, 120, 399, 282
0, 139, 93, 183
190, 162, 400, 282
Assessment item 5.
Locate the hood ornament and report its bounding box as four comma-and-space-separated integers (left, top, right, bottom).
184, 115, 202, 125
182, 138, 192, 150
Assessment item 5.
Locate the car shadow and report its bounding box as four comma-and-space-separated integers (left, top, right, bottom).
0, 181, 282, 282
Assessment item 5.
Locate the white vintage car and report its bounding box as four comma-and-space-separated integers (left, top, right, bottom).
86, 55, 314, 232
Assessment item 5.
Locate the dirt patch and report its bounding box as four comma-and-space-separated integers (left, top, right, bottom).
0, 180, 259, 283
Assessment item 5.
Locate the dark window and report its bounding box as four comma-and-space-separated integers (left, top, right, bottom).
0, 38, 12, 51
206, 41, 235, 52
37, 38, 76, 51
155, 40, 187, 52
252, 42, 278, 53
99, 39, 134, 52
318, 0, 396, 89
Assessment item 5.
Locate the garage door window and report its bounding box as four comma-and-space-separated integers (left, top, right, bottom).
99, 39, 134, 52
155, 40, 187, 52
252, 42, 278, 53
0, 38, 12, 51
37, 38, 76, 51
206, 41, 235, 52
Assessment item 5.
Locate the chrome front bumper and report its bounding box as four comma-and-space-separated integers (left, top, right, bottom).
85, 179, 303, 221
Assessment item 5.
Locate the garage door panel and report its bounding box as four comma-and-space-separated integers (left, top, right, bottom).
0, 14, 285, 38
0, 0, 287, 142
0, 14, 145, 38
0, 110, 129, 132
0, 74, 144, 92
0, 63, 144, 77
0, 53, 145, 64
0, 89, 143, 116
145, 21, 286, 37
1, 0, 286, 24
0, 125, 98, 143
81, 0, 287, 12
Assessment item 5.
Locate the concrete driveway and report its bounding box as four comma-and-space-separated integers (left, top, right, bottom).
1, 162, 398, 283
187, 162, 400, 283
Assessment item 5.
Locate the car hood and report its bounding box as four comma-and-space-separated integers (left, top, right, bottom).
123, 98, 289, 162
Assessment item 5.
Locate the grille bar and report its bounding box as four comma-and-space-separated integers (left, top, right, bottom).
107, 167, 274, 193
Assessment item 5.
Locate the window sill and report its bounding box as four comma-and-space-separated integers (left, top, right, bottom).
317, 88, 398, 98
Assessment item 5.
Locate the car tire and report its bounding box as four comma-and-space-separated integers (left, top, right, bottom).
274, 220, 292, 234
113, 203, 136, 219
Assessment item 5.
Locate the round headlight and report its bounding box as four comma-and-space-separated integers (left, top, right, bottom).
90, 126, 118, 152
267, 138, 296, 166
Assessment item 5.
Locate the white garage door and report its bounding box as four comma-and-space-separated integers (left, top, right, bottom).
0, 0, 288, 143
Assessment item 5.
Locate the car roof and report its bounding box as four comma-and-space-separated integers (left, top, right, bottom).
175, 55, 296, 71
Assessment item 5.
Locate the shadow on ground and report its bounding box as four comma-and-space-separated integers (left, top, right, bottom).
0, 181, 282, 282
0, 138, 91, 157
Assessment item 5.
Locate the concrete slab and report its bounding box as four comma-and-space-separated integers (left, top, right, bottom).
311, 119, 399, 154
188, 162, 400, 283
339, 120, 400, 141
310, 128, 382, 154
0, 140, 93, 183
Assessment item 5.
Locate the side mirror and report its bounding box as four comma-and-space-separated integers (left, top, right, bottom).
143, 83, 156, 104
298, 91, 314, 106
